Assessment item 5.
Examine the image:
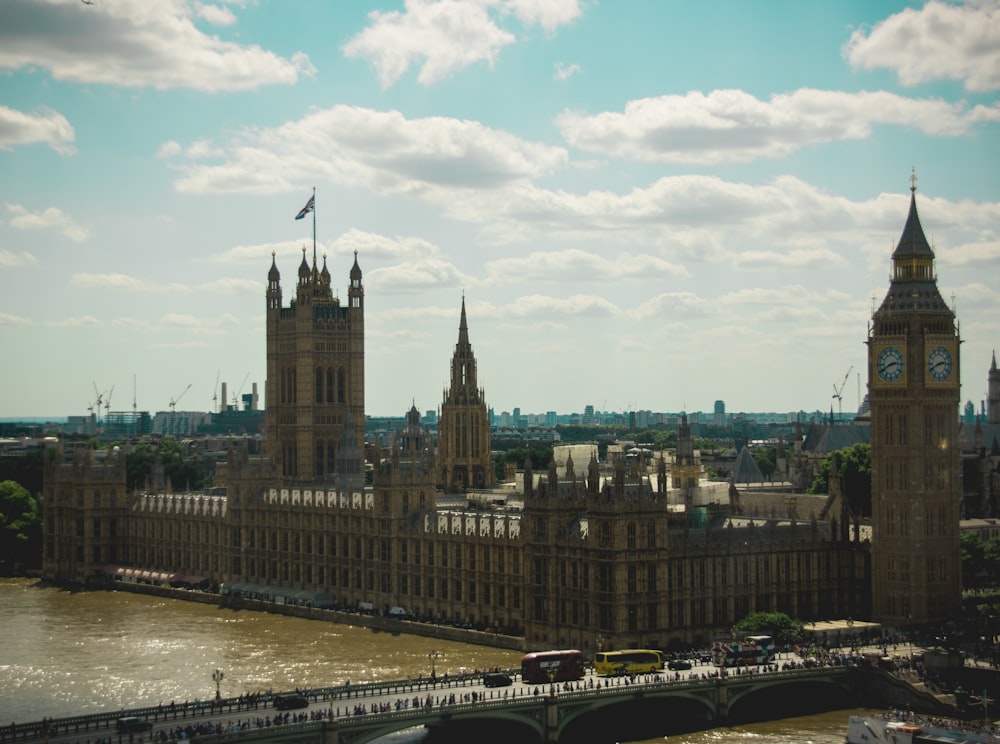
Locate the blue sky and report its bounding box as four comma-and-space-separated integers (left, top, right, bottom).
1, 0, 998, 420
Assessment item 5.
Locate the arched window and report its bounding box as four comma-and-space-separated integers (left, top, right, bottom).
326, 368, 334, 403
316, 367, 323, 403
337, 368, 346, 403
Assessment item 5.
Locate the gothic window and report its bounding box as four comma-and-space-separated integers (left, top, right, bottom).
337, 368, 345, 403
600, 521, 612, 546
326, 368, 334, 403
315, 367, 323, 403
402, 493, 409, 514
647, 522, 656, 548
599, 564, 611, 592
627, 522, 636, 549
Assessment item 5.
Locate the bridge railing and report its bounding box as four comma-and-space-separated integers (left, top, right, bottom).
4, 665, 850, 743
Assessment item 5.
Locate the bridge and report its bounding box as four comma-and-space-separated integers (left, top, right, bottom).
8, 665, 858, 744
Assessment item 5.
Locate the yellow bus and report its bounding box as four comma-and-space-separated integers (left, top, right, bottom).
593, 649, 663, 676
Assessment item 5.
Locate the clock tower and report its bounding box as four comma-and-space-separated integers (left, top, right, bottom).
869, 175, 961, 627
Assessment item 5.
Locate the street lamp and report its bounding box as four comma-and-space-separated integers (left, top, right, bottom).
212, 668, 224, 700
428, 650, 441, 681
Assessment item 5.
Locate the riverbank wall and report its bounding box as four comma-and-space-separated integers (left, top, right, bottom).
70, 579, 526, 652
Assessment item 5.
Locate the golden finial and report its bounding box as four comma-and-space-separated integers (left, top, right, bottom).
910, 167, 918, 193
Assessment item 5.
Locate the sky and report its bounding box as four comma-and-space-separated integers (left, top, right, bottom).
0, 0, 998, 421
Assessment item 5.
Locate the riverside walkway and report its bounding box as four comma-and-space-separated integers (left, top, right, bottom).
5, 664, 856, 744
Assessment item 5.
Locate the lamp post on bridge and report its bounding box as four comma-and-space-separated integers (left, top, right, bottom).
212, 668, 224, 701
428, 650, 441, 682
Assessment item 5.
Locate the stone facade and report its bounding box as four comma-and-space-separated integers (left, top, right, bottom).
43, 245, 875, 651
868, 182, 962, 626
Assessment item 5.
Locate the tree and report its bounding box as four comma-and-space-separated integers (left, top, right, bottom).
125, 440, 209, 493
0, 480, 41, 573
751, 446, 777, 480
962, 531, 987, 588
807, 443, 872, 516
493, 445, 553, 481
733, 611, 804, 646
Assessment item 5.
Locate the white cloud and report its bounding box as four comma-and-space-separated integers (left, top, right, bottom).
70, 273, 190, 292
45, 315, 103, 328
343, 0, 581, 88
0, 105, 75, 154
329, 229, 442, 261
366, 258, 467, 292
196, 277, 262, 294
482, 248, 689, 285
0, 0, 313, 92
733, 247, 847, 270
0, 312, 33, 326
195, 2, 237, 26
156, 140, 183, 158
554, 61, 580, 81
0, 249, 38, 267
6, 203, 88, 242
843, 0, 1000, 92
555, 88, 989, 164
172, 104, 568, 194
504, 0, 581, 32
185, 138, 224, 159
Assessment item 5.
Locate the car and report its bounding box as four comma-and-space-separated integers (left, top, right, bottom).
667, 659, 692, 670
272, 693, 309, 710
483, 672, 513, 687
116, 717, 153, 734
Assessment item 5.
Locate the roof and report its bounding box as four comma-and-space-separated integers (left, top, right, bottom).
801, 423, 870, 454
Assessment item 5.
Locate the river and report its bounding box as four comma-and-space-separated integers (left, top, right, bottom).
0, 578, 867, 742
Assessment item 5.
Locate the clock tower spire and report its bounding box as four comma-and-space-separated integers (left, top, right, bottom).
868, 174, 961, 627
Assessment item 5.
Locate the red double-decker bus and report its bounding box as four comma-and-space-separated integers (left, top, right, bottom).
521, 649, 585, 684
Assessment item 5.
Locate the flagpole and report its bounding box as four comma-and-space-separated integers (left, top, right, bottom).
312, 186, 317, 267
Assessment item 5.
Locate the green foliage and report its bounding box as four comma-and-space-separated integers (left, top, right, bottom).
0, 480, 42, 572
962, 531, 1000, 589
0, 448, 44, 498
807, 443, 871, 497
751, 446, 777, 479
125, 440, 209, 492
493, 446, 553, 481
733, 611, 804, 644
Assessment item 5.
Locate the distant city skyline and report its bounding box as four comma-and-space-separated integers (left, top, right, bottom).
1, 1, 997, 419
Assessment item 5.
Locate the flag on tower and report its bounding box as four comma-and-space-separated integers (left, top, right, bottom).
294, 194, 315, 220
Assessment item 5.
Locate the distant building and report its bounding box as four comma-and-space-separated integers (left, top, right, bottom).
713, 400, 726, 427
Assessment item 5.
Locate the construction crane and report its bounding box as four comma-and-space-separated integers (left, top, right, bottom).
104, 385, 114, 419
233, 372, 250, 410
832, 365, 853, 420
212, 370, 220, 412
91, 382, 105, 422
169, 383, 192, 413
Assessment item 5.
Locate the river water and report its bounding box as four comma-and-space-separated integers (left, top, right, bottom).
0, 578, 865, 742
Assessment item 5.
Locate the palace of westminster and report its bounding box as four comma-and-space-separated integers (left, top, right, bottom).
41, 185, 1000, 651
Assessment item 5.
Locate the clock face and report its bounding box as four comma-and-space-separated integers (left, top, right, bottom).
877, 346, 904, 382
927, 346, 953, 382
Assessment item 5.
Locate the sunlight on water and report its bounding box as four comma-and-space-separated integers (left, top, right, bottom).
0, 578, 861, 744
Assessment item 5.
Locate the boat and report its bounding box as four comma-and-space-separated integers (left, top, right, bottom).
846, 712, 999, 744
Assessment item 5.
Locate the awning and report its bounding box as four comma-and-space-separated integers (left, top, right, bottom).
172, 575, 207, 585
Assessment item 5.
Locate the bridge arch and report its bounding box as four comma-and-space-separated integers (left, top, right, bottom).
334, 705, 545, 744
556, 687, 716, 743
726, 672, 853, 723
